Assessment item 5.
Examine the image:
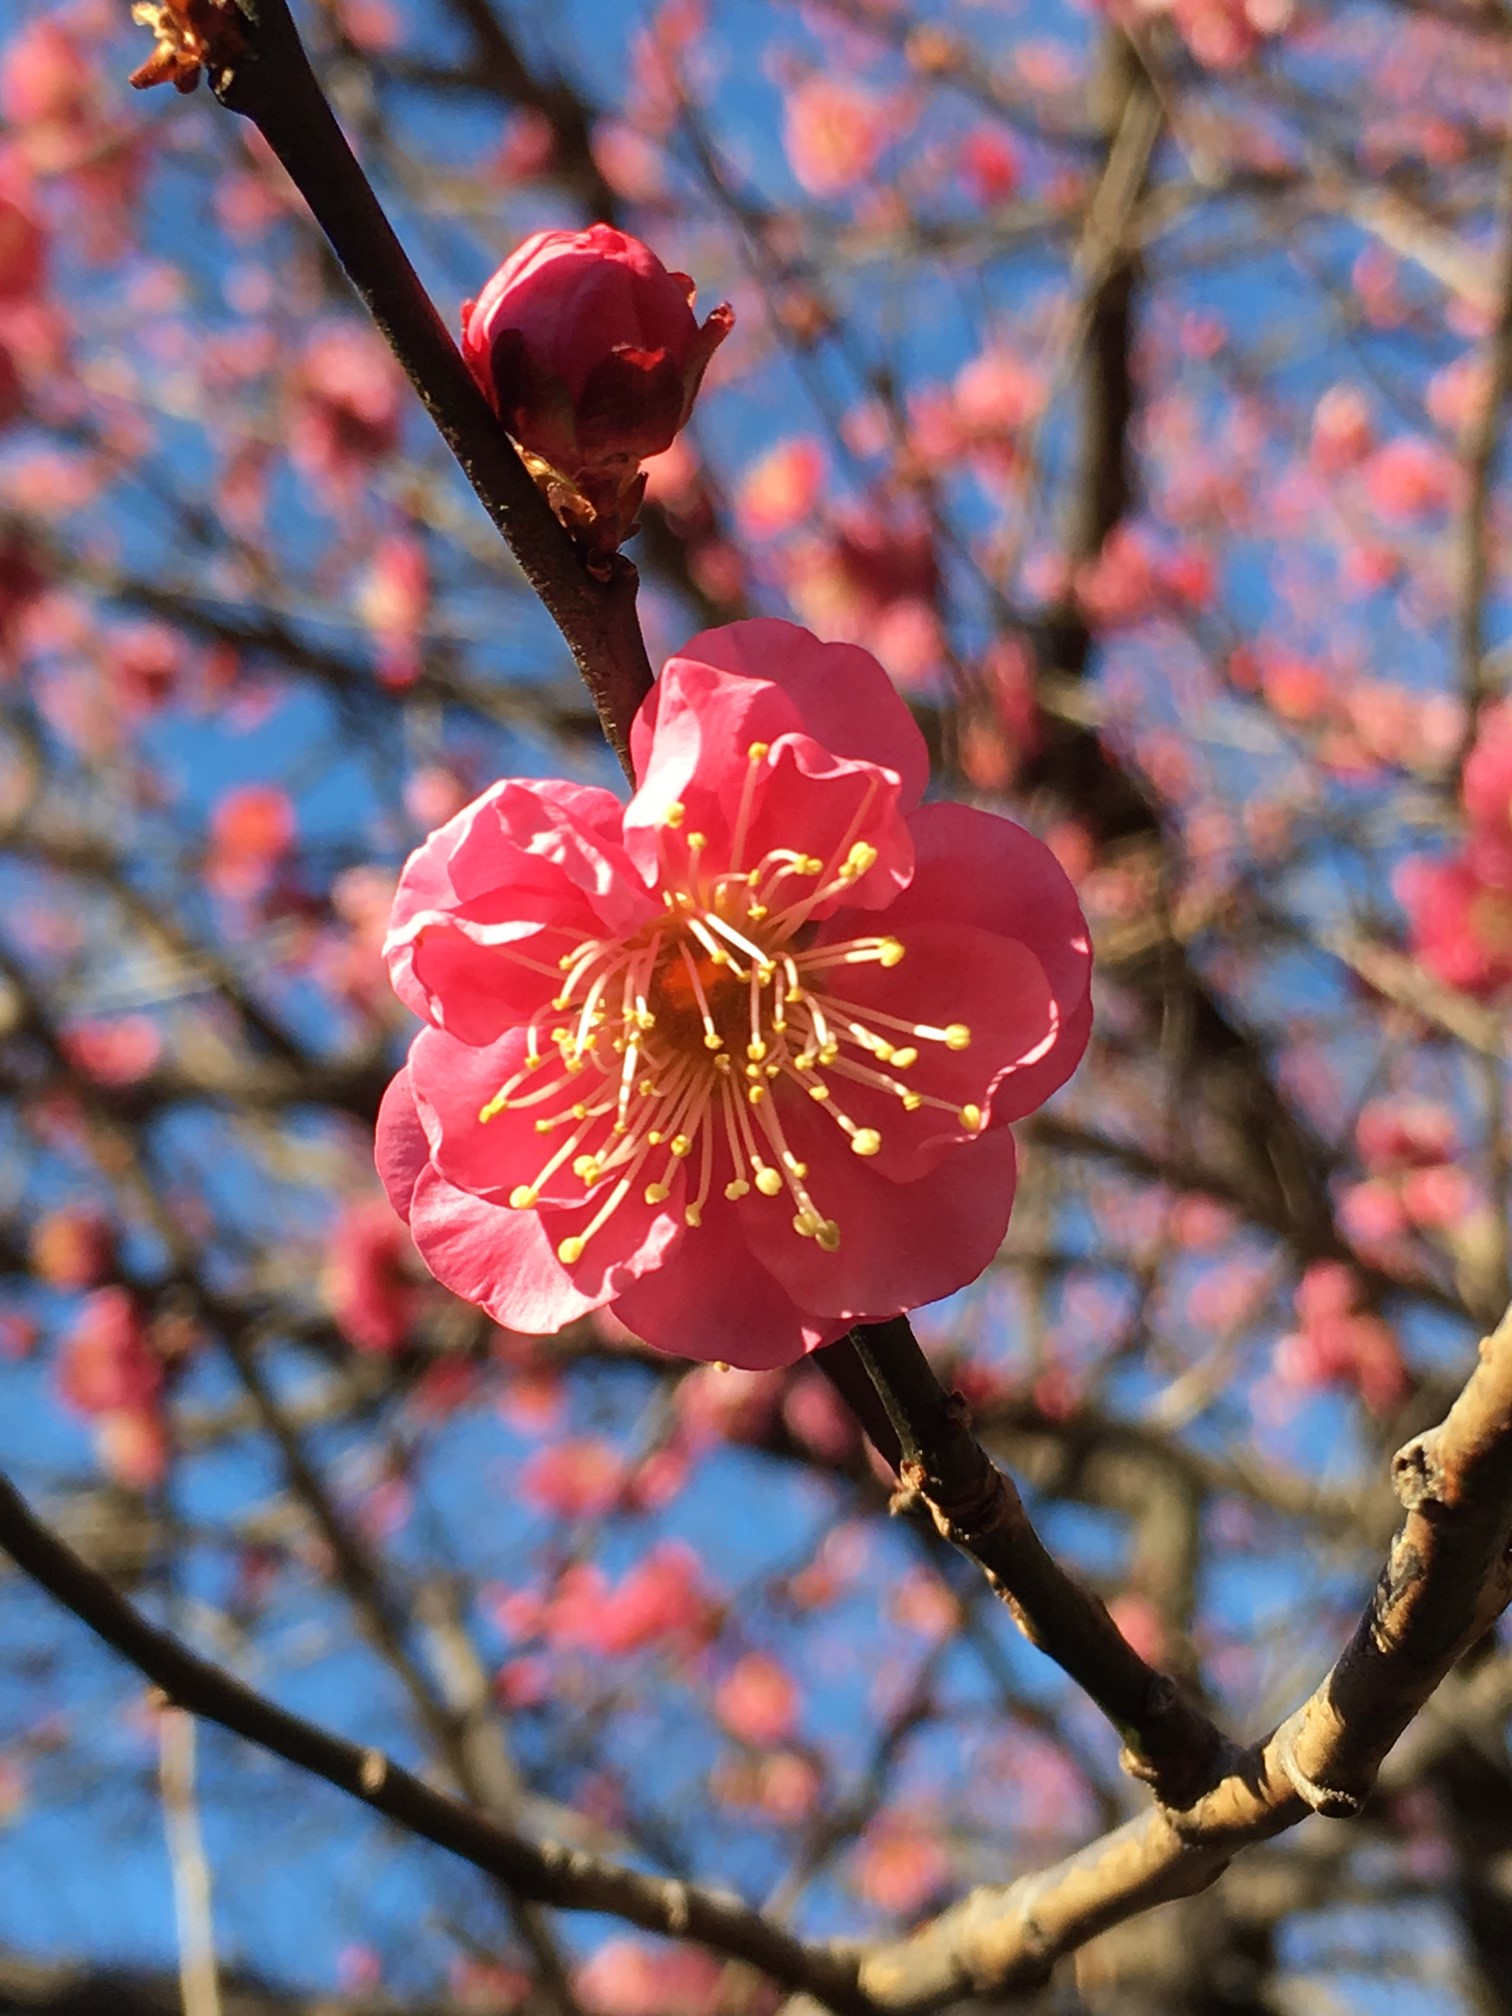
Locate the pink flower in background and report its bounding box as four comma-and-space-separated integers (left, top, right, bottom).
1273, 1261, 1408, 1416
575, 1940, 726, 2016
736, 436, 825, 539
1397, 852, 1512, 999
57, 1289, 159, 1414
714, 1651, 797, 1745
1462, 699, 1512, 878
324, 1198, 421, 1352
853, 1818, 949, 1915
61, 1017, 161, 1086
289, 325, 405, 502
786, 512, 946, 689
783, 76, 891, 198
461, 225, 731, 551
358, 531, 430, 689
207, 783, 296, 899
1363, 434, 1459, 520
377, 620, 1091, 1367
30, 1206, 115, 1291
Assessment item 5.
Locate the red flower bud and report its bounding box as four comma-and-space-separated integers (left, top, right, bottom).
461, 224, 733, 551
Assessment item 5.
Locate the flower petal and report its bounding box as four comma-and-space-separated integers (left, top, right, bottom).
881, 801, 1092, 1018
797, 921, 1060, 1177
408, 1163, 607, 1329
374, 1063, 429, 1221
609, 1188, 847, 1368
640, 620, 928, 809
740, 1113, 1017, 1322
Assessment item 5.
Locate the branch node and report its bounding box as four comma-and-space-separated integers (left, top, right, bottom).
1391, 1434, 1443, 1512
358, 1748, 388, 1796
1277, 1739, 1366, 1820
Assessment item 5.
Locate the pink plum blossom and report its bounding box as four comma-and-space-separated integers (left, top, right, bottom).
376, 620, 1092, 1368
782, 76, 891, 198
461, 226, 732, 553
324, 1197, 422, 1352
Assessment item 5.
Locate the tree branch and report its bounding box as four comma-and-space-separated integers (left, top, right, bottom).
856, 1301, 1512, 2010
201, 0, 653, 770
0, 1467, 875, 2016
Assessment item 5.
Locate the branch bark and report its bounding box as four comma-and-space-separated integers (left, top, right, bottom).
200, 0, 653, 770
856, 1301, 1512, 2010
0, 1467, 876, 2016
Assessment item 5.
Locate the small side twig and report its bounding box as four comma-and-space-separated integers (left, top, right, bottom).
823, 1320, 1234, 1810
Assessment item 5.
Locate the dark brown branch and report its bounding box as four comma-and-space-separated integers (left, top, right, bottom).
0, 1467, 874, 2016
820, 1320, 1232, 1809
202, 0, 652, 771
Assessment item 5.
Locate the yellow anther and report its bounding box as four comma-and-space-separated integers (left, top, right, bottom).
747, 741, 770, 762
841, 841, 879, 879
873, 1039, 896, 1063
747, 1084, 767, 1105
648, 1130, 664, 1146
636, 1009, 657, 1030
819, 1041, 839, 1065
815, 1220, 841, 1252
745, 1062, 763, 1081
508, 1185, 538, 1210
572, 1155, 601, 1181
747, 904, 768, 922
755, 1167, 784, 1197
889, 1046, 918, 1069
782, 1154, 808, 1176
688, 832, 708, 852
704, 1030, 724, 1050
557, 1236, 586, 1264
808, 1083, 831, 1101
747, 1039, 767, 1061
901, 1091, 923, 1111
879, 938, 905, 967
572, 1103, 588, 1120
663, 801, 686, 828
551, 993, 571, 1011
685, 1203, 703, 1228
534, 1119, 554, 1134
850, 1128, 883, 1157
945, 1024, 971, 1050
478, 1092, 509, 1123
793, 1211, 819, 1239
644, 1181, 671, 1204
724, 1178, 750, 1200
960, 1104, 984, 1132
714, 1053, 733, 1074
670, 1134, 692, 1158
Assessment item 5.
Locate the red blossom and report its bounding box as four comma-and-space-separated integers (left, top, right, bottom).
714, 1651, 797, 1746
57, 1288, 161, 1417
289, 326, 405, 503
461, 225, 732, 553
61, 1017, 161, 1085
30, 1206, 115, 1290
782, 76, 893, 198
324, 1197, 421, 1353
377, 621, 1092, 1368
1397, 851, 1512, 999
1273, 1262, 1408, 1416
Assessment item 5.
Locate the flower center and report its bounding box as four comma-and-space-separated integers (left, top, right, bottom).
476, 744, 984, 1270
